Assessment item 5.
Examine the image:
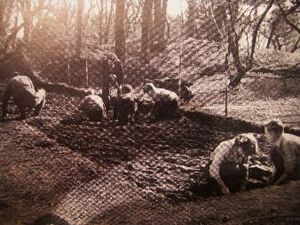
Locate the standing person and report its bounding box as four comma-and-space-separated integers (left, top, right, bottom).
2, 75, 46, 120
208, 133, 259, 194
265, 119, 300, 185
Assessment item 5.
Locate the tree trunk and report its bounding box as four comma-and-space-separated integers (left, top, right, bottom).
76, 0, 84, 56
266, 21, 277, 49
0, 0, 4, 35
150, 0, 162, 52
275, 36, 282, 50
99, 0, 104, 45
227, 0, 243, 73
187, 0, 197, 38
277, 1, 300, 35
291, 37, 300, 53
210, 1, 226, 41
141, 0, 153, 61
161, 0, 168, 50
249, 0, 275, 62
149, 0, 167, 53
115, 0, 126, 63
11, 9, 19, 49
104, 0, 114, 44
22, 1, 32, 43
266, 10, 283, 49
226, 0, 247, 87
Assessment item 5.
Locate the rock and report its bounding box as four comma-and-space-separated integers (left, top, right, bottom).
248, 164, 273, 189
249, 164, 273, 182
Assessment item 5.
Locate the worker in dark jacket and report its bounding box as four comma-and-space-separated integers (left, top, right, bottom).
2, 75, 46, 119
265, 119, 300, 185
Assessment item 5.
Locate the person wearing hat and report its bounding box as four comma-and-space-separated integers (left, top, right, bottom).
208, 133, 259, 195
265, 119, 300, 185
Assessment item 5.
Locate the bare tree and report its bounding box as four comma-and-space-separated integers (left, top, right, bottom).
291, 37, 300, 52
277, 0, 300, 34
115, 0, 126, 63
161, 0, 168, 49
225, 0, 245, 87
151, 0, 168, 52
141, 0, 153, 60
187, 0, 197, 38
104, 0, 115, 44
266, 16, 281, 49
0, 0, 3, 35
18, 0, 53, 43
19, 1, 32, 43
76, 0, 84, 56
98, 0, 104, 45
249, 0, 275, 61
209, 1, 227, 41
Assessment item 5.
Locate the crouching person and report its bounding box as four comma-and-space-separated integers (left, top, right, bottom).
112, 84, 137, 124
79, 90, 107, 121
143, 83, 180, 120
2, 75, 46, 120
265, 119, 300, 185
208, 134, 259, 194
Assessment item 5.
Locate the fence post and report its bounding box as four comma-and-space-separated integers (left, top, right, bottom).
225, 78, 229, 117
225, 85, 228, 117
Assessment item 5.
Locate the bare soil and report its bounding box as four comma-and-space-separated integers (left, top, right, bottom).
0, 89, 299, 225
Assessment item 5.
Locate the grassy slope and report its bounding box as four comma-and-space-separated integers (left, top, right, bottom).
143, 39, 300, 128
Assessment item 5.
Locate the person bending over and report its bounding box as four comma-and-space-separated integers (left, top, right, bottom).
78, 90, 107, 122
143, 82, 179, 120
2, 75, 46, 120
265, 119, 300, 185
209, 133, 259, 195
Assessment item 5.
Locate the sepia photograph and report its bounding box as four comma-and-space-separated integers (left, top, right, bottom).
0, 0, 300, 224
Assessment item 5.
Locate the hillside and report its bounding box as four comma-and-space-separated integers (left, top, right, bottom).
126, 38, 300, 128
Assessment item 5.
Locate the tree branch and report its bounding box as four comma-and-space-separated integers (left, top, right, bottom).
249, 0, 275, 62
277, 0, 300, 34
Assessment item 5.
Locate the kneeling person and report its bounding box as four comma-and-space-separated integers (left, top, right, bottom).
209, 134, 259, 194
143, 83, 179, 120
2, 75, 46, 119
79, 90, 107, 121
265, 119, 300, 185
